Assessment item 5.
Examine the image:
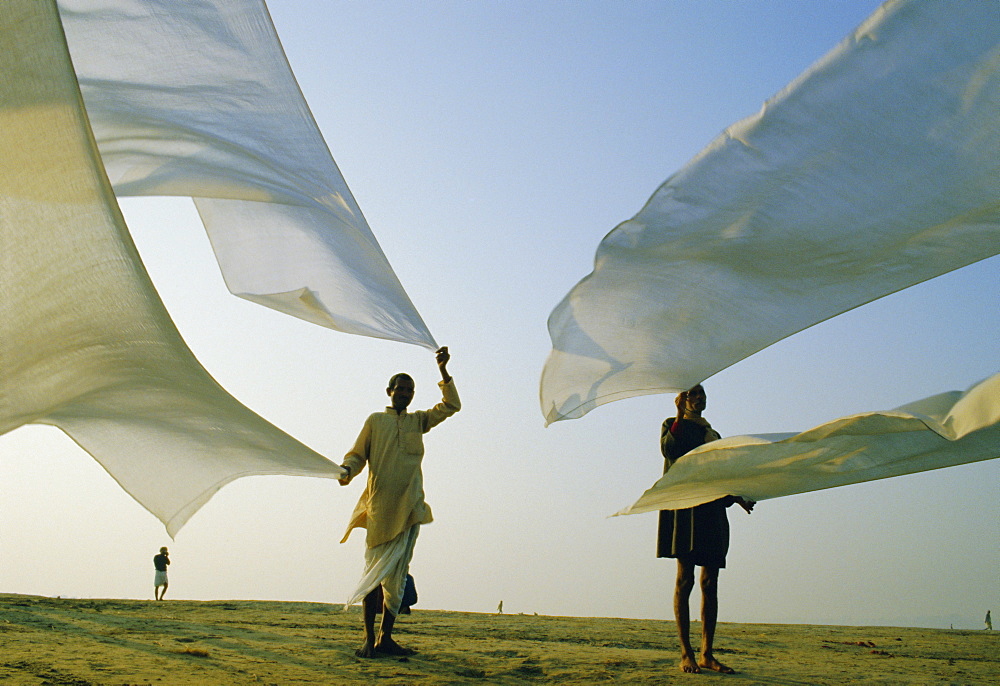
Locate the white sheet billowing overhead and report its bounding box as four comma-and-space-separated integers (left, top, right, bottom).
56, 0, 437, 350
1, 0, 344, 536
617, 373, 1000, 516
541, 0, 1000, 425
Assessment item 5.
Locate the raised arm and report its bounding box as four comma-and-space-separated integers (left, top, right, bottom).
423, 347, 460, 431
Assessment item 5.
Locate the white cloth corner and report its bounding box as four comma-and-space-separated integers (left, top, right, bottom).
57, 0, 436, 350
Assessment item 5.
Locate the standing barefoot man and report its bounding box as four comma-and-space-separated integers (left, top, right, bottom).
658, 385, 754, 674
339, 347, 460, 658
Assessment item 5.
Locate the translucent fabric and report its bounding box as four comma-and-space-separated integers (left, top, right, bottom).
1, 0, 344, 537
542, 0, 1000, 424
618, 373, 1000, 515
56, 0, 436, 349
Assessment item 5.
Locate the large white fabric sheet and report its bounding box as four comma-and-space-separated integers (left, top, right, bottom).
56, 0, 436, 349
618, 373, 1000, 516
1, 0, 344, 537
541, 0, 1000, 424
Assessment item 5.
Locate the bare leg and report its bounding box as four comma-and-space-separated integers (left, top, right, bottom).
674, 559, 700, 673
160, 582, 167, 600
698, 566, 734, 674
355, 588, 380, 658
375, 605, 414, 656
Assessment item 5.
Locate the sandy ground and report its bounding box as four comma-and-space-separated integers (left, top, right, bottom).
0, 594, 996, 685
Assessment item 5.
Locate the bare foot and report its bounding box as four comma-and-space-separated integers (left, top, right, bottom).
375, 638, 415, 656
700, 654, 735, 674
680, 652, 701, 673
355, 640, 379, 658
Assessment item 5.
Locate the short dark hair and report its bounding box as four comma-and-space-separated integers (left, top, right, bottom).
387, 373, 414, 390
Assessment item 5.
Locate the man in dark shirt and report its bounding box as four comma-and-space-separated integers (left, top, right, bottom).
153, 547, 170, 600
658, 385, 754, 674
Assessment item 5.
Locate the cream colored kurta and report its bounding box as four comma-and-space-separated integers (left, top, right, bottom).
341, 380, 460, 547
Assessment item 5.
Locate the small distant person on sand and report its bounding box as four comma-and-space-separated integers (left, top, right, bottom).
658, 385, 754, 674
153, 547, 170, 600
497, 600, 503, 615
986, 610, 992, 631
339, 347, 460, 658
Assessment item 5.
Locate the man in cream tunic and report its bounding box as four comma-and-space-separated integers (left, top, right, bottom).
340, 346, 459, 657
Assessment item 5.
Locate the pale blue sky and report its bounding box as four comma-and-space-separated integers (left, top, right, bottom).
1, 0, 997, 629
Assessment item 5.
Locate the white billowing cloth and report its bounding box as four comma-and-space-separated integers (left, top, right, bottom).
56, 0, 436, 350
1, 0, 344, 537
618, 373, 1000, 516
542, 0, 1000, 425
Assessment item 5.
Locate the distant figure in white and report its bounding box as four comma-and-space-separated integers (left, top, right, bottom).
497, 600, 503, 615
986, 610, 992, 631
153, 547, 170, 600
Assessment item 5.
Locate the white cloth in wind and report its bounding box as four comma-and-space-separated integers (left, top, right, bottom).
542, 0, 1000, 424
618, 373, 1000, 516
1, 0, 343, 537
57, 0, 436, 349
